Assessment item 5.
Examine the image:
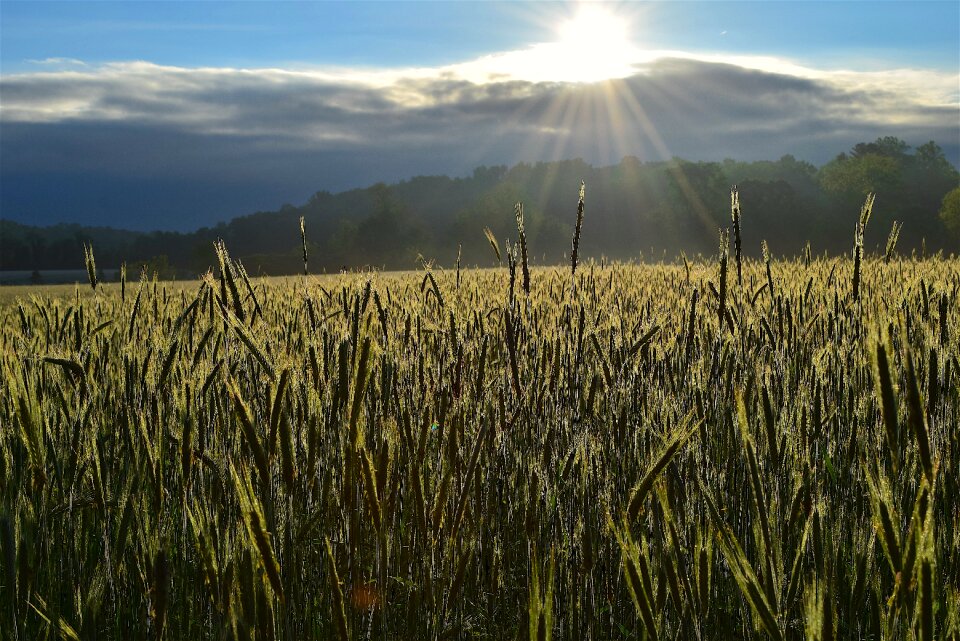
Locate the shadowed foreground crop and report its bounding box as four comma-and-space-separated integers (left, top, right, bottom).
1, 253, 958, 639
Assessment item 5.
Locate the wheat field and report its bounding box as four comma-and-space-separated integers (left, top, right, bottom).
1, 236, 958, 639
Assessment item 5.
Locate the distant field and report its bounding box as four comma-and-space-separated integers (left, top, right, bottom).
0, 278, 195, 304
1, 255, 958, 639
0, 269, 485, 304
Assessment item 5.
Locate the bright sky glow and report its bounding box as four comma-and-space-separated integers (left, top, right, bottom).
551, 6, 638, 82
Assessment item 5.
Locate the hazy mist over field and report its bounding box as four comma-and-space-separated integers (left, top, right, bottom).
1, 1, 957, 231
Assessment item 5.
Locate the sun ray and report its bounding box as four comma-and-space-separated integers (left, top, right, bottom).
604, 78, 720, 239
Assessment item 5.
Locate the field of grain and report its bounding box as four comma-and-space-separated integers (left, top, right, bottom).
1, 243, 958, 639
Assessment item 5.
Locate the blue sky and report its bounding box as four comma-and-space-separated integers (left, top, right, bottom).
3, 2, 958, 72
1, 1, 958, 230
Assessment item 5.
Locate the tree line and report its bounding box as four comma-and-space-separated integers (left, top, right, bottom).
2, 137, 958, 278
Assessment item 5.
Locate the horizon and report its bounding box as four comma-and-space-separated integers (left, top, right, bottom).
1, 0, 958, 231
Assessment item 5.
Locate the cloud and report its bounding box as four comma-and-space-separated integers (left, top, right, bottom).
1, 49, 957, 230
24, 57, 88, 67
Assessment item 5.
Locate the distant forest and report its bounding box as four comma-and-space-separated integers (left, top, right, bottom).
2, 137, 958, 278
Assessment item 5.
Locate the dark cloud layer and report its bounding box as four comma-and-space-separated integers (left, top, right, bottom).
2, 58, 957, 230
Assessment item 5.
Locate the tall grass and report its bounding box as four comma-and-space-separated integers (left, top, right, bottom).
0, 190, 957, 640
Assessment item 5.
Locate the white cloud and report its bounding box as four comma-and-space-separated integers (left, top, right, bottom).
24, 57, 89, 67
2, 43, 956, 130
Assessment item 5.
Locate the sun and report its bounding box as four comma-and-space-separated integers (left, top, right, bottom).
558, 6, 629, 49
443, 4, 641, 85
552, 6, 637, 83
